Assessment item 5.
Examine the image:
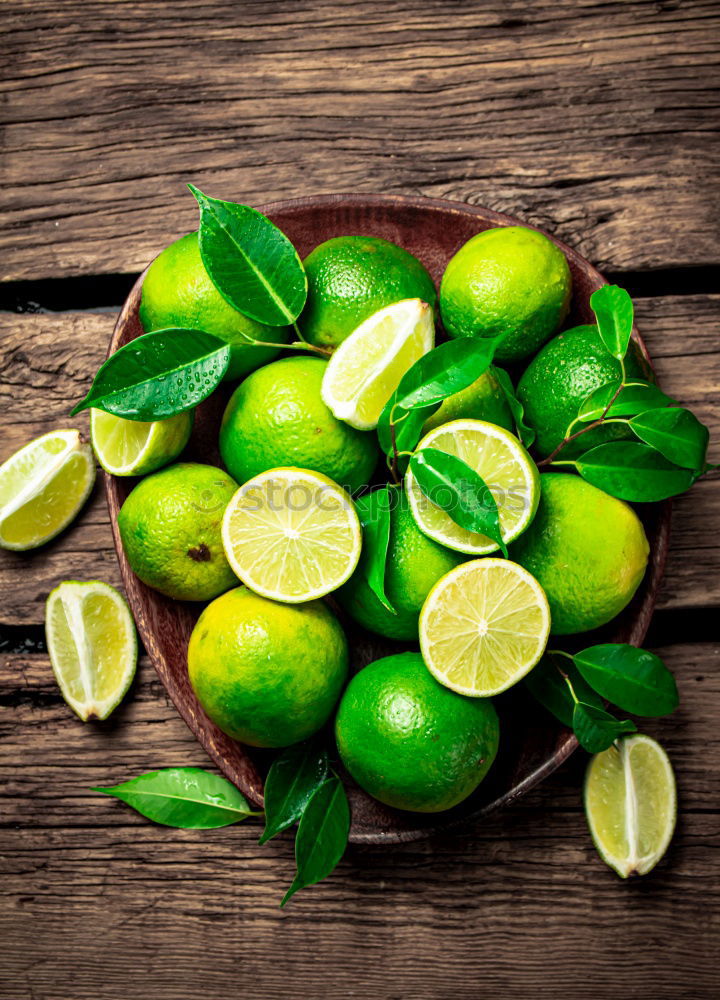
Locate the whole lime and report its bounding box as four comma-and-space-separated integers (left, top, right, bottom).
440, 226, 571, 362
337, 491, 467, 640
219, 356, 378, 492
139, 232, 290, 380
335, 652, 500, 813
118, 462, 238, 601
188, 585, 348, 748
509, 473, 649, 635
517, 324, 653, 460
298, 236, 437, 349
422, 367, 514, 434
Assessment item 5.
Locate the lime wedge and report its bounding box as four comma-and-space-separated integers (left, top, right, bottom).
584, 734, 677, 878
46, 580, 138, 721
0, 429, 95, 550
321, 298, 434, 430
91, 408, 192, 476
405, 419, 539, 554
419, 558, 550, 696
222, 467, 362, 603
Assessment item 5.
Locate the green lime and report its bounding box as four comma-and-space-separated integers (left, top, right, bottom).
335, 652, 500, 813
517, 324, 652, 460
219, 356, 378, 493
422, 367, 514, 434
298, 236, 437, 349
584, 735, 676, 878
188, 585, 348, 748
90, 408, 193, 476
139, 232, 290, 381
509, 473, 649, 635
337, 491, 466, 640
118, 462, 238, 601
440, 226, 571, 362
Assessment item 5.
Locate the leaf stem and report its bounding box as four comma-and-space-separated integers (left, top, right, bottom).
537, 379, 628, 467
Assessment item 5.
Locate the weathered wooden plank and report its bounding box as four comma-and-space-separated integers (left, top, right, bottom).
1, 297, 718, 623
1, 0, 718, 279
1, 644, 718, 999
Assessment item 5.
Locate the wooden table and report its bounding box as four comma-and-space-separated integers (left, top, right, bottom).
2, 3, 718, 997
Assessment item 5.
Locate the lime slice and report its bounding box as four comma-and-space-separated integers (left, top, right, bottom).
0, 429, 95, 551
405, 418, 539, 554
91, 408, 192, 476
419, 558, 550, 696
46, 580, 138, 721
222, 467, 362, 603
321, 298, 434, 430
584, 734, 677, 878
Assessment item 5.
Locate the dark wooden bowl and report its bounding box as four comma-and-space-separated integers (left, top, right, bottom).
104, 193, 671, 845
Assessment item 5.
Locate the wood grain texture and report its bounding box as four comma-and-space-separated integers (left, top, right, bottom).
1, 644, 718, 999
1, 0, 719, 280
1, 296, 717, 625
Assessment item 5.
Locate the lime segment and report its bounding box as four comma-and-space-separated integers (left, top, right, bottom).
91, 408, 192, 476
0, 429, 95, 550
405, 418, 539, 554
321, 298, 434, 430
46, 581, 138, 721
222, 468, 362, 603
419, 558, 550, 697
584, 734, 677, 878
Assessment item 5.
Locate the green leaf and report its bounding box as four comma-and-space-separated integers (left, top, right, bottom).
490, 365, 536, 448
524, 654, 603, 728
576, 441, 695, 501
590, 285, 634, 361
395, 339, 496, 410
577, 380, 675, 422
190, 185, 307, 326
356, 488, 396, 613
573, 644, 679, 717
281, 774, 350, 907
377, 395, 438, 469
71, 328, 230, 420
572, 703, 637, 754
409, 447, 507, 556
259, 744, 329, 845
92, 768, 260, 829
629, 407, 710, 472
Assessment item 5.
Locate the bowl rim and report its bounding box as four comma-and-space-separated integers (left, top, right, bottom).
103, 191, 671, 845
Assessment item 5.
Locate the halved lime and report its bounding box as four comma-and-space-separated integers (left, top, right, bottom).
90, 408, 192, 476
222, 467, 362, 603
0, 429, 95, 551
321, 298, 434, 430
405, 419, 539, 554
46, 580, 138, 721
584, 734, 677, 878
419, 558, 551, 696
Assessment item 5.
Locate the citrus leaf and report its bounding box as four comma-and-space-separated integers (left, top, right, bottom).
576, 441, 695, 501
92, 768, 261, 829
377, 394, 438, 468
356, 488, 396, 613
281, 774, 350, 907
259, 744, 329, 845
395, 338, 496, 410
409, 447, 507, 556
572, 703, 637, 754
629, 407, 710, 472
190, 185, 307, 326
590, 285, 634, 361
71, 329, 230, 420
573, 644, 679, 717
577, 381, 674, 422
524, 654, 604, 728
491, 365, 536, 448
